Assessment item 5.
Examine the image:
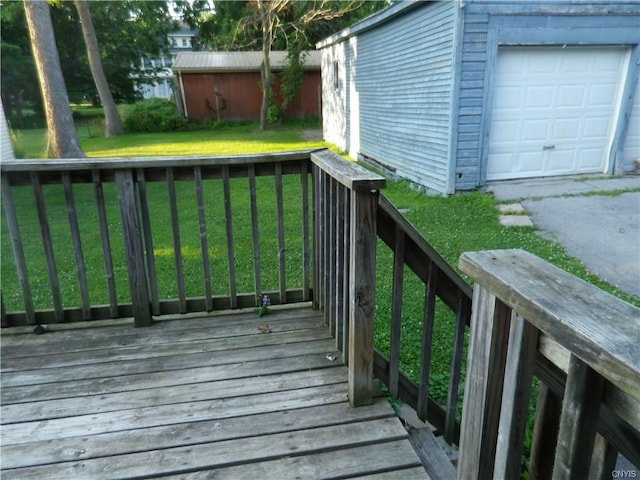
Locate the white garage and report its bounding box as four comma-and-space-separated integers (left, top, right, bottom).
487, 46, 631, 181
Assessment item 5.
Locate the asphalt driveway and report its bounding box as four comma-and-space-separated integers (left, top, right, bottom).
487, 176, 640, 299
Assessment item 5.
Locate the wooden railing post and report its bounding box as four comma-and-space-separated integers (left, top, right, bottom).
348, 188, 378, 407
456, 284, 511, 479
115, 169, 152, 327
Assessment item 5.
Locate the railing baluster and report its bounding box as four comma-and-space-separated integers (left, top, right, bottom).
115, 169, 151, 327
31, 172, 64, 322
166, 167, 186, 313
194, 167, 213, 312
275, 162, 286, 303
1, 292, 7, 328
389, 225, 405, 398
319, 169, 327, 313
300, 162, 310, 302
417, 261, 437, 420
457, 286, 511, 480
92, 170, 118, 318
328, 177, 337, 337
494, 314, 539, 480
312, 164, 320, 309
342, 185, 351, 360
62, 172, 90, 320
529, 383, 562, 480
444, 293, 469, 443
1, 175, 35, 324
335, 182, 346, 354
552, 355, 606, 480
222, 165, 237, 308
136, 169, 160, 316
248, 164, 261, 299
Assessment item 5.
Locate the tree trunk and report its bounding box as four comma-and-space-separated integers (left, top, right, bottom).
23, 0, 84, 158
74, 0, 123, 137
258, 0, 272, 131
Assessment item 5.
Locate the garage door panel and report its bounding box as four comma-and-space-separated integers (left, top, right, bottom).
522, 119, 549, 141
526, 86, 554, 108
557, 85, 585, 107
552, 118, 580, 140
487, 46, 628, 181
547, 149, 576, 172
578, 148, 606, 170
589, 83, 620, 105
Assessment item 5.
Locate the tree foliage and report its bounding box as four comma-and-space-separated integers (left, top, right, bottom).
1, 1, 177, 126
186, 0, 387, 129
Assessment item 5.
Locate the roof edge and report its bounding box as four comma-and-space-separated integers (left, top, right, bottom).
316, 1, 428, 49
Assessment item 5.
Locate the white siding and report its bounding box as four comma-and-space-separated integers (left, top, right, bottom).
321, 1, 456, 193
1, 103, 15, 160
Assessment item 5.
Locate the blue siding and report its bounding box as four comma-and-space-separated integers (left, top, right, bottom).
454, 1, 640, 190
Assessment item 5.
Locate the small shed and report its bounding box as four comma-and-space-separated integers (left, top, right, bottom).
172, 51, 322, 122
317, 1, 640, 194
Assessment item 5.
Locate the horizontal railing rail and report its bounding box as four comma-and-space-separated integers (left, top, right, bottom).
373, 194, 473, 444
458, 249, 640, 479
1, 151, 317, 327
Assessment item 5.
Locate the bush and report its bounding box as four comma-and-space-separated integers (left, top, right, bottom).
122, 98, 189, 133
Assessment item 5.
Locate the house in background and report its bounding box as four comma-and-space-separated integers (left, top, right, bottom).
134, 24, 199, 100
318, 1, 640, 194
172, 51, 322, 121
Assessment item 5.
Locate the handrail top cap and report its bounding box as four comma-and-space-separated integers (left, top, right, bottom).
310, 149, 386, 191
460, 249, 640, 396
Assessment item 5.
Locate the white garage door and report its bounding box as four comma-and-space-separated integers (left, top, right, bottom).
487, 46, 629, 181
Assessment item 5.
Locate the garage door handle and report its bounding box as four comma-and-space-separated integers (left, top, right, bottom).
542, 144, 556, 150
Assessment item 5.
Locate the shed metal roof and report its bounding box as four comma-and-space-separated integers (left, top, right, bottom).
172, 51, 321, 72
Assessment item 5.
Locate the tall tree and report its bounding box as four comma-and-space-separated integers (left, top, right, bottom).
23, 0, 84, 158
74, 0, 123, 137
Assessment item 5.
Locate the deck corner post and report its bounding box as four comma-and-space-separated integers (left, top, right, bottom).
115, 169, 152, 328
347, 188, 378, 407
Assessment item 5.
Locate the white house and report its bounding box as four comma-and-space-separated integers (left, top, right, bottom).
134, 24, 199, 100
318, 1, 640, 194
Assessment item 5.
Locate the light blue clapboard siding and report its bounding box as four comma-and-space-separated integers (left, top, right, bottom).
354, 1, 456, 192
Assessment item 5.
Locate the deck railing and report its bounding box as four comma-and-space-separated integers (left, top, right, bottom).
1, 151, 317, 327
457, 249, 640, 479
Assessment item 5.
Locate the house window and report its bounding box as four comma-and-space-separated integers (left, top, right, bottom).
333, 61, 339, 90
171, 38, 177, 47
182, 38, 188, 47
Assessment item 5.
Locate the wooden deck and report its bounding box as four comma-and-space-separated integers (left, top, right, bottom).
0, 304, 428, 479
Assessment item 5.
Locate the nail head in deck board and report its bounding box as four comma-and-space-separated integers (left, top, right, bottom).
459, 249, 640, 400
310, 149, 387, 191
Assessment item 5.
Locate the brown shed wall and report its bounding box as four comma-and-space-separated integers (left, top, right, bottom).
180, 71, 321, 121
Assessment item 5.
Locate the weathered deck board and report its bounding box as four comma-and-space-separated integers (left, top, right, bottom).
1, 305, 429, 480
